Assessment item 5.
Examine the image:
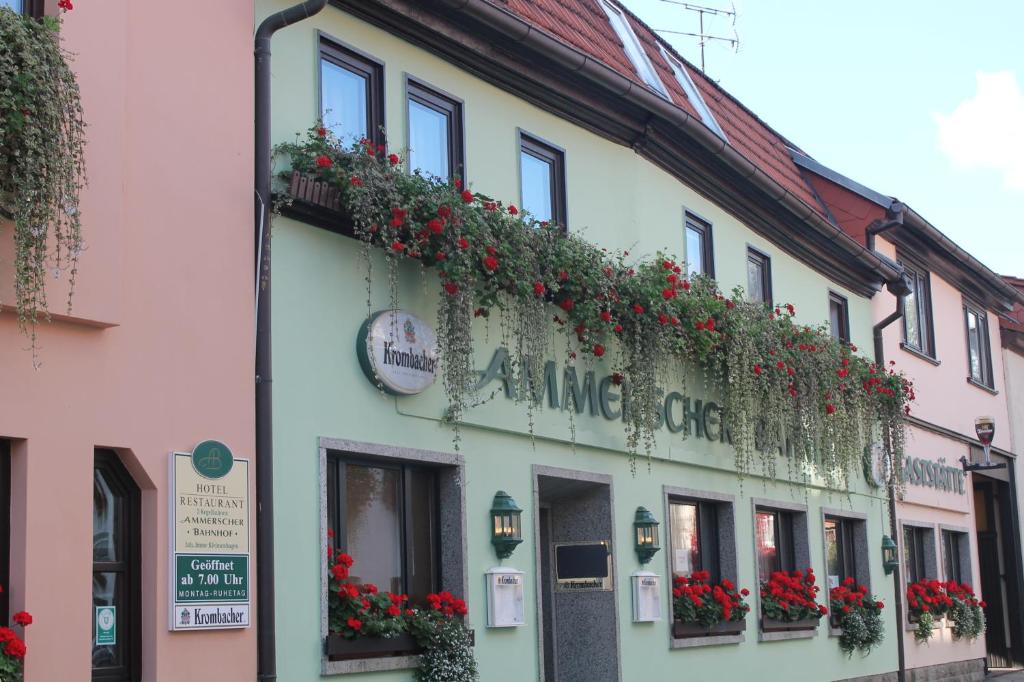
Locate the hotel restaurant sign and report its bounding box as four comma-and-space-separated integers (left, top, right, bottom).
168, 441, 250, 630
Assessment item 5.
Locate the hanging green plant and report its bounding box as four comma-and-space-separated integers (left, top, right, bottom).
0, 4, 85, 354
275, 124, 912, 491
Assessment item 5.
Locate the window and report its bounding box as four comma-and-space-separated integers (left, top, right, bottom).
942, 530, 969, 585
668, 499, 720, 582
755, 509, 795, 578
0, 440, 8, 624
658, 46, 727, 139
327, 457, 438, 599
93, 450, 141, 682
597, 0, 669, 98
519, 133, 566, 227
900, 259, 935, 358
406, 80, 463, 181
319, 38, 384, 146
824, 516, 856, 589
964, 302, 994, 388
746, 248, 772, 304
684, 212, 714, 277
0, 0, 22, 12
903, 525, 934, 585
828, 293, 850, 344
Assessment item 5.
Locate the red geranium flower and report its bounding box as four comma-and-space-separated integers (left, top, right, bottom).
483, 256, 499, 272
11, 612, 31, 627
593, 344, 605, 357
388, 153, 400, 166
315, 155, 332, 168
460, 190, 474, 203
533, 282, 545, 297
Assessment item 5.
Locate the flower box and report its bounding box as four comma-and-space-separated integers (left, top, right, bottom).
672, 619, 747, 638
278, 171, 355, 236
325, 632, 421, 661
761, 616, 820, 632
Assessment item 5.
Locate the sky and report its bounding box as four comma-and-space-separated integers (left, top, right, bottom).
619, 0, 1024, 278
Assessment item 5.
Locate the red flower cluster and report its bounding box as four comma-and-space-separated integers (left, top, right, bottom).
906, 578, 953, 617
829, 577, 884, 617
760, 569, 826, 622
0, 588, 30, 665
426, 591, 468, 617
671, 571, 751, 627
57, 0, 73, 10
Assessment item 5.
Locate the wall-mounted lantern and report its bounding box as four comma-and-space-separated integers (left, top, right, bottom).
633, 506, 660, 565
491, 491, 523, 560
881, 535, 898, 575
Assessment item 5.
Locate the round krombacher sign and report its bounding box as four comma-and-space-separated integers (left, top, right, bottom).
358, 310, 440, 395
191, 440, 233, 479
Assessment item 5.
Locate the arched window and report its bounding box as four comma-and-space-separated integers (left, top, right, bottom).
92, 450, 140, 682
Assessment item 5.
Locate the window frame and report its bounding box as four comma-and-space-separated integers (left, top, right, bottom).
684, 210, 715, 278
92, 449, 141, 682
517, 130, 567, 230
746, 247, 773, 305
963, 300, 994, 389
0, 440, 9, 624
318, 34, 386, 148
824, 516, 855, 586
1, 0, 42, 17
326, 454, 441, 601
898, 257, 936, 359
596, 0, 670, 98
666, 497, 721, 583
941, 528, 971, 586
901, 523, 936, 587
658, 46, 727, 139
828, 292, 851, 344
405, 77, 465, 182
755, 508, 795, 576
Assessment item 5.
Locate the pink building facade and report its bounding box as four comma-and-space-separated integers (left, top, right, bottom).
0, 1, 255, 680
797, 154, 1024, 679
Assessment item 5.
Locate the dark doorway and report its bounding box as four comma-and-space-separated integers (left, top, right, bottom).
535, 471, 619, 682
974, 472, 1024, 670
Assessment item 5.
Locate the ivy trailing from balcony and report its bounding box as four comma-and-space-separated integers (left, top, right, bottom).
275, 124, 912, 492
0, 5, 85, 354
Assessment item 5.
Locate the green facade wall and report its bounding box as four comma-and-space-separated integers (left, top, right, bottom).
261, 2, 899, 680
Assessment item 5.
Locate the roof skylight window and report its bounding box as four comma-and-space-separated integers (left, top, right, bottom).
597, 0, 670, 99
659, 46, 727, 140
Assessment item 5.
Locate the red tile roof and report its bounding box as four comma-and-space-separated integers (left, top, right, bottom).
498, 0, 826, 215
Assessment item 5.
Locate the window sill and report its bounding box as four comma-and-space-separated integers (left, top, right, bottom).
323, 633, 422, 675
966, 377, 998, 395
323, 654, 420, 676
899, 343, 940, 366
671, 634, 744, 648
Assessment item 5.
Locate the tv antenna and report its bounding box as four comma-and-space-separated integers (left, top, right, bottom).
655, 0, 739, 73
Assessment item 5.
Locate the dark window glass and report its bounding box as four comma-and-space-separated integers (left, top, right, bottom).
903, 526, 928, 585
519, 133, 566, 227
0, 440, 9, 623
684, 212, 714, 277
668, 500, 720, 582
327, 457, 439, 601
93, 450, 140, 682
319, 39, 384, 146
746, 248, 772, 304
755, 509, 794, 578
965, 303, 993, 387
824, 516, 856, 589
943, 530, 965, 585
900, 260, 935, 357
829, 293, 850, 344
407, 81, 463, 181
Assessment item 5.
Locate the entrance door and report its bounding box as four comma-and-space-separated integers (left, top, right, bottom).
536, 473, 619, 682
974, 475, 1024, 669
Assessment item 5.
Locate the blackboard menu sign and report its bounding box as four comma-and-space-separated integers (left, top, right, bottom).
554, 542, 612, 591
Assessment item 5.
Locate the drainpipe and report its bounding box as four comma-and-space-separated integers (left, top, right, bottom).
254, 2, 327, 680
865, 201, 910, 682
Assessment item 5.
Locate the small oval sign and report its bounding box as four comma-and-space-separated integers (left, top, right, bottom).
191, 440, 234, 479
358, 310, 440, 396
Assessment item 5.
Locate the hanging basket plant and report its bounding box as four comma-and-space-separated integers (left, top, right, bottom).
829, 579, 885, 656
0, 4, 86, 354
275, 124, 913, 490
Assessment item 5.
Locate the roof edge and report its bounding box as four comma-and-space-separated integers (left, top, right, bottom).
790, 150, 894, 209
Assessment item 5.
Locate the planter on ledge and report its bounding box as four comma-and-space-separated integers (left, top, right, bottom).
673, 619, 747, 638
325, 632, 421, 661
277, 171, 355, 236
761, 616, 820, 633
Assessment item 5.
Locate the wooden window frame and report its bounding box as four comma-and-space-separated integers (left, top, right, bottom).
684, 211, 715, 278
318, 35, 385, 147
964, 301, 994, 389
828, 292, 851, 344
755, 507, 795, 577
92, 450, 141, 682
518, 131, 567, 230
903, 525, 929, 585
824, 515, 856, 585
942, 530, 965, 585
667, 498, 721, 583
326, 455, 441, 601
899, 257, 937, 359
405, 78, 465, 182
746, 247, 773, 304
